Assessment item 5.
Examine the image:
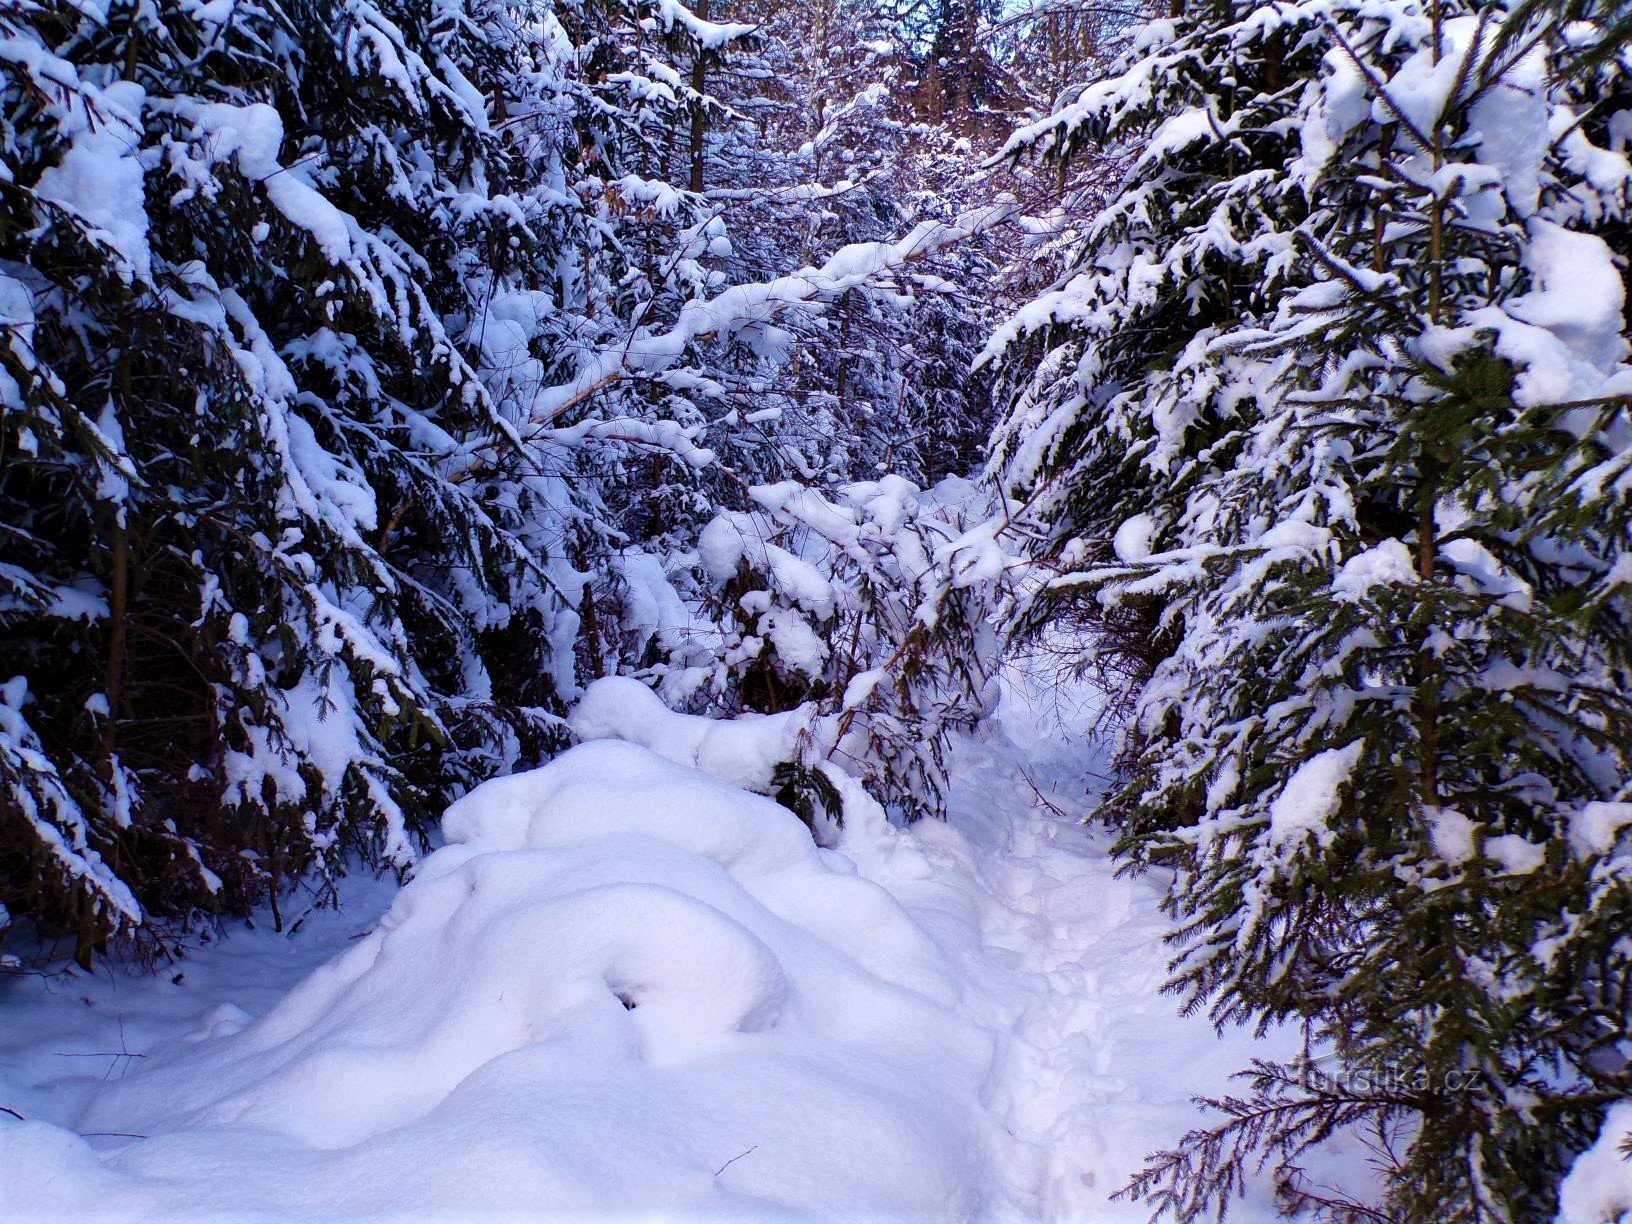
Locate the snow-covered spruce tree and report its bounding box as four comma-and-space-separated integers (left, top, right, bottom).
983, 0, 1305, 716
989, 0, 1632, 1218
0, 0, 1016, 963
679, 475, 1003, 827
643, 0, 1003, 494
550, 0, 1013, 730
520, 190, 1018, 826
0, 0, 614, 960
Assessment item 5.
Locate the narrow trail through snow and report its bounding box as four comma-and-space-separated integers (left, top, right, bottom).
883, 682, 1292, 1222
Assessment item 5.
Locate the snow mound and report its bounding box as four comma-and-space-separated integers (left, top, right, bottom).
2, 740, 995, 1222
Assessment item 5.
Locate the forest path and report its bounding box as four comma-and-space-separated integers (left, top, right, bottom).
897, 673, 1296, 1221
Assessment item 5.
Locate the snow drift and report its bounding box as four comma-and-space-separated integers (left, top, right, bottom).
1, 739, 1002, 1221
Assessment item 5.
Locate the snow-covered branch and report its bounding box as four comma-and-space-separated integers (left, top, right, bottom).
445, 201, 1017, 487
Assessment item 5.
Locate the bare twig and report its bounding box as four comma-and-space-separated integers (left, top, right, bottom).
714, 1145, 759, 1177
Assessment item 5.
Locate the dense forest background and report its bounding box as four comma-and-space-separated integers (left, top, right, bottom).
1, 0, 1111, 952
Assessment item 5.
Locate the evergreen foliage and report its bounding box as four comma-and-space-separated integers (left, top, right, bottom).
988, 0, 1632, 1216
685, 474, 1004, 824
0, 0, 1017, 962
28, 0, 1632, 1212
1, 0, 601, 961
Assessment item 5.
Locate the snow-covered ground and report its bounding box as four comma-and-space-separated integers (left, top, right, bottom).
1, 674, 1297, 1222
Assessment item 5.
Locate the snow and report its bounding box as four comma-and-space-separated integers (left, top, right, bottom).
1380, 16, 1481, 142
1504, 220, 1629, 376
1294, 48, 1371, 185
1144, 107, 1221, 163
1111, 513, 1155, 563
652, 0, 756, 50
1484, 833, 1544, 876
1332, 538, 1417, 601
699, 512, 836, 617
188, 102, 354, 264
1463, 218, 1632, 409
283, 416, 377, 534
1559, 1103, 1632, 1223
568, 675, 811, 794
32, 80, 151, 284
611, 549, 697, 662
1429, 807, 1478, 866
1570, 802, 1632, 858
0, 670, 1298, 1222
1442, 538, 1533, 612
1468, 41, 1550, 218
1267, 741, 1364, 850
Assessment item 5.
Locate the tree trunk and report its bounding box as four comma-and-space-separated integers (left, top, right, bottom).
689, 0, 709, 193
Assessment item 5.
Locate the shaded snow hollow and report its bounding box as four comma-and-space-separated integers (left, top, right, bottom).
2, 684, 1301, 1222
